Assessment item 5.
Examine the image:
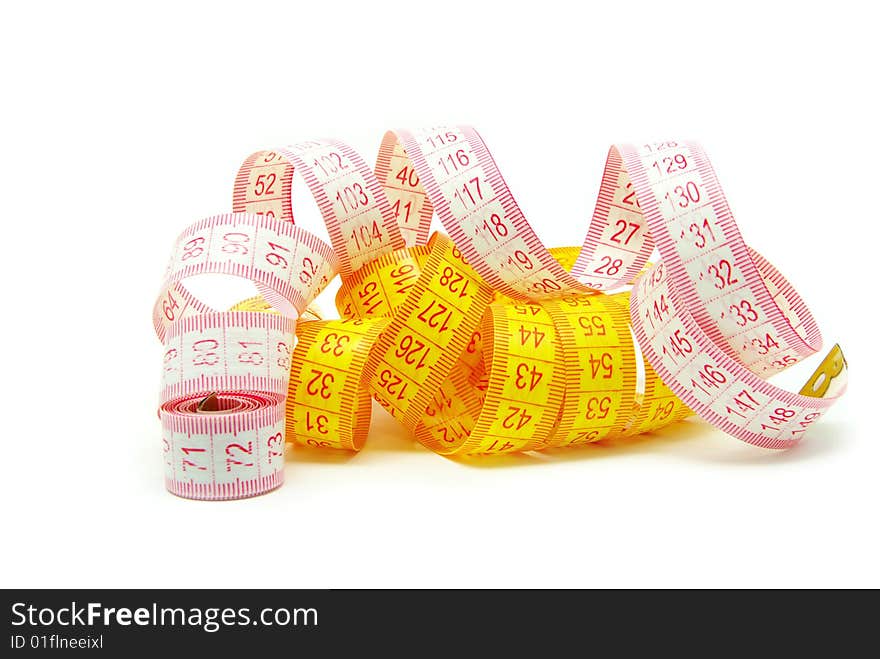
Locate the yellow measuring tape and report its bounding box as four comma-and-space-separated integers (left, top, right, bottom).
233, 238, 692, 456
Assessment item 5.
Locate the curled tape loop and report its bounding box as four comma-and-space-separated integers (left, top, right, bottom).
154, 127, 847, 500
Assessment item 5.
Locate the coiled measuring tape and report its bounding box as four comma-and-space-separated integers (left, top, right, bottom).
154, 127, 847, 499
153, 213, 338, 499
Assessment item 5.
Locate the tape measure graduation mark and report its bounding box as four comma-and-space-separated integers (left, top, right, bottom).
156, 126, 847, 500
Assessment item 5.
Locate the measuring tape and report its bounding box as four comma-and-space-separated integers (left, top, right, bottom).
155, 127, 847, 499
153, 213, 338, 500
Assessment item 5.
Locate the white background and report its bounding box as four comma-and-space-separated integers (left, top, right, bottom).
2, 1, 877, 588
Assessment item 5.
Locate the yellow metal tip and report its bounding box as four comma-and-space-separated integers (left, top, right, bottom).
800, 344, 847, 398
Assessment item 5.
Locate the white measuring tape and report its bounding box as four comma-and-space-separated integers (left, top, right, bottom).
153, 213, 337, 499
